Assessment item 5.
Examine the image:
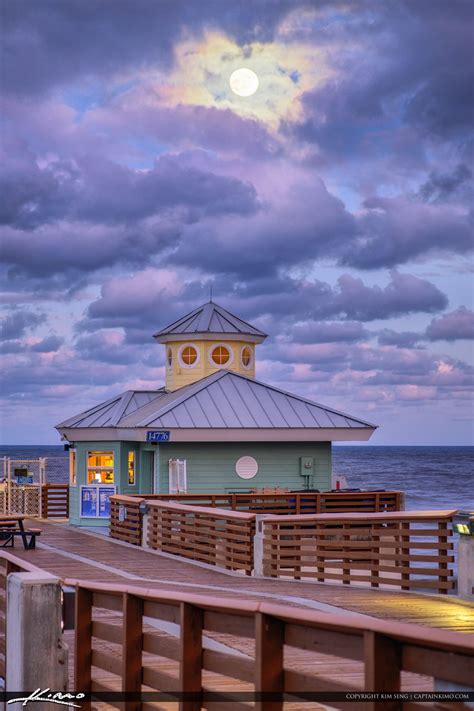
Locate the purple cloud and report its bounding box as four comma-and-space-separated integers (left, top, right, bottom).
426, 307, 474, 341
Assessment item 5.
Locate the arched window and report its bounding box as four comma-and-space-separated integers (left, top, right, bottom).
241, 346, 253, 369
178, 344, 199, 368
209, 344, 233, 368
167, 347, 173, 368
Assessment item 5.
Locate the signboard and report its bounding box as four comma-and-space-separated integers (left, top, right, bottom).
16, 476, 34, 484
146, 431, 170, 443
81, 486, 98, 517
99, 487, 115, 518
118, 505, 126, 522
81, 485, 116, 518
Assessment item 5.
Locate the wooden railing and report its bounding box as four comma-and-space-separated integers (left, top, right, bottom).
0, 552, 42, 679
68, 579, 474, 710
41, 483, 69, 518
133, 490, 404, 513
110, 491, 404, 546
260, 510, 457, 594
110, 495, 145, 545
147, 500, 256, 574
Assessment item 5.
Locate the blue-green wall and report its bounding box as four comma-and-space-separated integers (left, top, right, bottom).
69, 440, 332, 526
158, 442, 332, 494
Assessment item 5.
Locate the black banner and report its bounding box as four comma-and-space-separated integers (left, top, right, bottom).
2, 690, 474, 705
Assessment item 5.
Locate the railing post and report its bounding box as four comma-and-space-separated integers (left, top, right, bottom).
438, 520, 449, 595
255, 612, 284, 711
364, 631, 401, 710
457, 531, 474, 601
75, 586, 92, 711
122, 593, 143, 710
6, 572, 68, 700
179, 602, 203, 711
254, 515, 266, 576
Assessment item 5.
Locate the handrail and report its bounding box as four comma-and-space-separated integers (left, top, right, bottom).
147, 499, 256, 520
69, 578, 473, 710
147, 500, 256, 573
261, 508, 458, 523
260, 509, 457, 594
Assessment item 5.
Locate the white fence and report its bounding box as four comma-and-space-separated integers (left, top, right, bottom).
0, 457, 68, 516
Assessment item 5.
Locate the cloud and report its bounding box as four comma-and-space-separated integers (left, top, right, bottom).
418, 164, 472, 204
30, 335, 63, 352
377, 330, 421, 348
1, 0, 297, 98
426, 307, 474, 341
0, 309, 45, 340
344, 196, 473, 269
0, 147, 259, 230
290, 321, 369, 344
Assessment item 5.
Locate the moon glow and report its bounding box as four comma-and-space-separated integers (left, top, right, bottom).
229, 68, 259, 97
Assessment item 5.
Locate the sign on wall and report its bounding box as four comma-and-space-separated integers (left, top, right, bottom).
81, 485, 116, 518
99, 487, 116, 518
81, 486, 98, 517
146, 431, 170, 443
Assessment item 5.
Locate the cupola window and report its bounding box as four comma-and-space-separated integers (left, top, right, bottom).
209, 343, 233, 367
178, 344, 199, 368
241, 346, 253, 369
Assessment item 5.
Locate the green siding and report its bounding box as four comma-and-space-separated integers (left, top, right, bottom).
69, 439, 333, 524
158, 442, 332, 494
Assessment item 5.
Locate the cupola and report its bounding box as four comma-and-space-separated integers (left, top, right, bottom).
153, 301, 267, 391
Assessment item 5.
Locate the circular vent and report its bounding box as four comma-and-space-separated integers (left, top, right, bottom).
235, 456, 258, 479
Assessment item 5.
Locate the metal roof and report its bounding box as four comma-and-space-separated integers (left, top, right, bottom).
56, 389, 167, 428
153, 301, 267, 340
57, 371, 376, 431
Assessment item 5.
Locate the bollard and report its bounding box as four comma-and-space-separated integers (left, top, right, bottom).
253, 515, 266, 577
6, 572, 68, 708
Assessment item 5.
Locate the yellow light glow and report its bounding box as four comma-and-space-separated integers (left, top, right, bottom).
229, 68, 259, 97
147, 30, 333, 128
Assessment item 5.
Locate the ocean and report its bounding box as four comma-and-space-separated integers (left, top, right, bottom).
0, 445, 472, 512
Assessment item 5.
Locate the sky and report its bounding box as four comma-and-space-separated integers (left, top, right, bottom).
0, 0, 473, 445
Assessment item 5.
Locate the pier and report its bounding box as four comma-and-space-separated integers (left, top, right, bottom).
1, 512, 473, 709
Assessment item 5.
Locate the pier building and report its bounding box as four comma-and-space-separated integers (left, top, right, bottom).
56, 301, 376, 526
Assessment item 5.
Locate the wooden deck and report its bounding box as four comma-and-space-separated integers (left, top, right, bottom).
12, 519, 474, 633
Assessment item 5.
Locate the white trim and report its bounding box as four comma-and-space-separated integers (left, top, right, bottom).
240, 345, 253, 370
61, 426, 375, 442
155, 333, 265, 344
208, 342, 234, 369
177, 343, 200, 369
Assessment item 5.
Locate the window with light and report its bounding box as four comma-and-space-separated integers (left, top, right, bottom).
69, 449, 77, 486
211, 345, 231, 366
241, 346, 252, 368
128, 451, 135, 485
87, 451, 114, 484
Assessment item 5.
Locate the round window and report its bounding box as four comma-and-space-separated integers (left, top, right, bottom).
179, 344, 199, 368
235, 456, 258, 479
210, 344, 233, 367
241, 346, 253, 369
167, 348, 173, 368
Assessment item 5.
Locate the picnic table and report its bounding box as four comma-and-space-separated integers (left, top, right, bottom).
0, 515, 41, 549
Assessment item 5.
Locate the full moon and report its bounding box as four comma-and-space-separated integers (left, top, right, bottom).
229, 68, 259, 97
